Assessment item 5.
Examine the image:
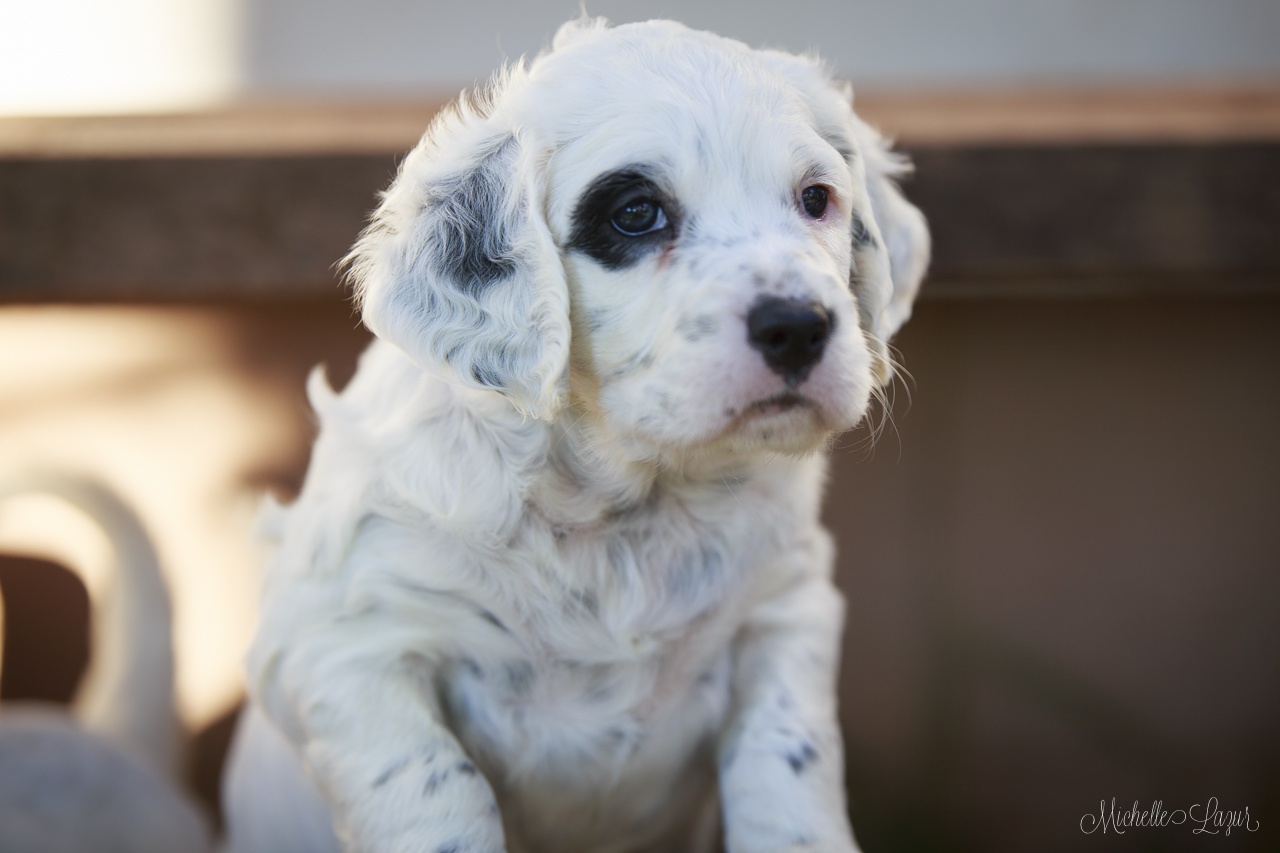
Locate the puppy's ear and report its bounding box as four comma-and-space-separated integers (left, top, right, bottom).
755, 51, 930, 385
848, 114, 930, 369
346, 86, 570, 420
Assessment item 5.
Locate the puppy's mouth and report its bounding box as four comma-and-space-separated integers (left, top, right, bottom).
710, 389, 830, 453
740, 390, 815, 418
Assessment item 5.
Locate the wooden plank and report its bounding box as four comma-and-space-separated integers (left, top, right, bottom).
904, 143, 1280, 295
1, 143, 1277, 301
0, 102, 450, 160
0, 155, 398, 300
2, 88, 1278, 160
856, 87, 1280, 146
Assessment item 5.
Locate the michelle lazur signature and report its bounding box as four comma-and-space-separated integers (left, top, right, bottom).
1081, 798, 1261, 836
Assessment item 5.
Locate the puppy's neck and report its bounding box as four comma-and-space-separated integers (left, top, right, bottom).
532, 399, 773, 528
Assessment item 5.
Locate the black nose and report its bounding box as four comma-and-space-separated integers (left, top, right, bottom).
746, 297, 833, 386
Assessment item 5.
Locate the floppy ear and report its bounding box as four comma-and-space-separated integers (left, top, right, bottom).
755, 51, 930, 385
346, 83, 571, 420
847, 114, 931, 361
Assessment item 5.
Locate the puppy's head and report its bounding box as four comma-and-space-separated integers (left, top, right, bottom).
349, 18, 928, 459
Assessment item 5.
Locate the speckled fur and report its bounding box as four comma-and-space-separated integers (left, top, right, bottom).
223, 17, 928, 853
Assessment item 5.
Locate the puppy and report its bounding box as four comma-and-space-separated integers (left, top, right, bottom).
225, 17, 928, 853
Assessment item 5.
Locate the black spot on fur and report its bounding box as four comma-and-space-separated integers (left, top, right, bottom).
478, 609, 509, 632
677, 313, 718, 343
504, 661, 535, 695
609, 350, 655, 380
373, 758, 409, 788
437, 845, 462, 853
568, 166, 680, 270
455, 760, 479, 776
423, 769, 449, 795
426, 136, 520, 294
785, 741, 820, 774
571, 588, 599, 616
585, 309, 608, 333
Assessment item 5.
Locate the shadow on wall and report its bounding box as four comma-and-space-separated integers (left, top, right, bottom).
1, 296, 1277, 850
829, 297, 1280, 852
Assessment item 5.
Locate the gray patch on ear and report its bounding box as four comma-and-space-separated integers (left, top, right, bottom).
426, 135, 520, 295
849, 256, 879, 343
851, 213, 875, 248
472, 363, 503, 387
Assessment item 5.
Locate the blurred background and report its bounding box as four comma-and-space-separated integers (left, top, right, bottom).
0, 1, 1278, 850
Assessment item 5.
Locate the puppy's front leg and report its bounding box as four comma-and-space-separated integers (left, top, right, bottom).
720, 571, 859, 853
264, 640, 506, 853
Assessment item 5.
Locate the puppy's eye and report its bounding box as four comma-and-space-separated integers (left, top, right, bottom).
801, 185, 829, 219
612, 200, 666, 235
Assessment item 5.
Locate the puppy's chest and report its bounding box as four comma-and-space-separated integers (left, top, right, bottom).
442, 490, 776, 781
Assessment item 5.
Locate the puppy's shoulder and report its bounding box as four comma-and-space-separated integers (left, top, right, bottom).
272, 340, 551, 578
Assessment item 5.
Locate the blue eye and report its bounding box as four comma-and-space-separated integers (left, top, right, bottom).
801, 185, 829, 218
611, 200, 666, 235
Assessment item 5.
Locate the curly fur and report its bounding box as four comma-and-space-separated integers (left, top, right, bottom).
224, 17, 929, 853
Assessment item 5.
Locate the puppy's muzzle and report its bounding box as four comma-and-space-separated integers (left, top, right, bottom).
747, 297, 833, 388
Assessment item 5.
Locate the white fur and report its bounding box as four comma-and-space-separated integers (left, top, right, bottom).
225, 18, 928, 853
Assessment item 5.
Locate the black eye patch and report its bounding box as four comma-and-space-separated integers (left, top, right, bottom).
568, 167, 679, 270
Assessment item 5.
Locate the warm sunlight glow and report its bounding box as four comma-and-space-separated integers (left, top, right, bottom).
0, 307, 300, 728
0, 0, 242, 115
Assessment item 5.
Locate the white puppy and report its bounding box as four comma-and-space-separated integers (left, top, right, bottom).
225, 17, 928, 853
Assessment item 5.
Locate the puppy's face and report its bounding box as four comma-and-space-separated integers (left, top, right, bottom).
543, 74, 873, 457
351, 20, 928, 461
